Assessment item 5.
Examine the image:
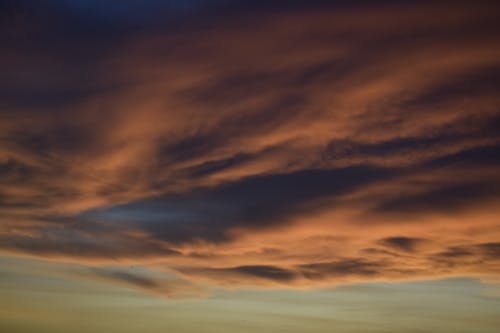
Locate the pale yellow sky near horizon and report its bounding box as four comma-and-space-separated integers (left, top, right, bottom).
1, 256, 499, 333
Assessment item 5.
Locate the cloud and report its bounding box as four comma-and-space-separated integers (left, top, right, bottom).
92, 269, 160, 289
180, 265, 297, 285
379, 237, 426, 253
1, 0, 500, 294
299, 259, 384, 280
87, 267, 205, 298
80, 165, 394, 245
428, 242, 500, 278
478, 243, 500, 259
0, 226, 180, 262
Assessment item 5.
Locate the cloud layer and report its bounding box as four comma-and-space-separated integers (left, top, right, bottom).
1, 0, 500, 294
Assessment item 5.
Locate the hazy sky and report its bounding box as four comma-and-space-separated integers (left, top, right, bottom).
1, 1, 500, 332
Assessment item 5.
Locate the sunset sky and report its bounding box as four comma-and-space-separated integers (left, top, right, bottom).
1, 1, 500, 332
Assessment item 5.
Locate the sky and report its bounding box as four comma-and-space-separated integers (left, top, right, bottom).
1, 0, 500, 332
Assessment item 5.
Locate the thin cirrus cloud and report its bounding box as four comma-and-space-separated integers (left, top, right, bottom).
1, 0, 500, 295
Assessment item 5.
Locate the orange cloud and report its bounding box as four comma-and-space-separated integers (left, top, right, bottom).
1, 1, 500, 294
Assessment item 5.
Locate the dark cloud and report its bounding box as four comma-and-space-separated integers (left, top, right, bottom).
91, 268, 159, 289
435, 246, 474, 259
0, 226, 180, 260
299, 259, 384, 280
476, 242, 500, 260
86, 266, 205, 297
429, 242, 500, 273
360, 248, 402, 257
403, 66, 500, 109
427, 144, 500, 169
230, 265, 296, 281
374, 181, 500, 214
179, 259, 389, 284
0, 158, 38, 184
185, 152, 261, 179
191, 265, 297, 282
89, 165, 395, 244
379, 237, 425, 252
